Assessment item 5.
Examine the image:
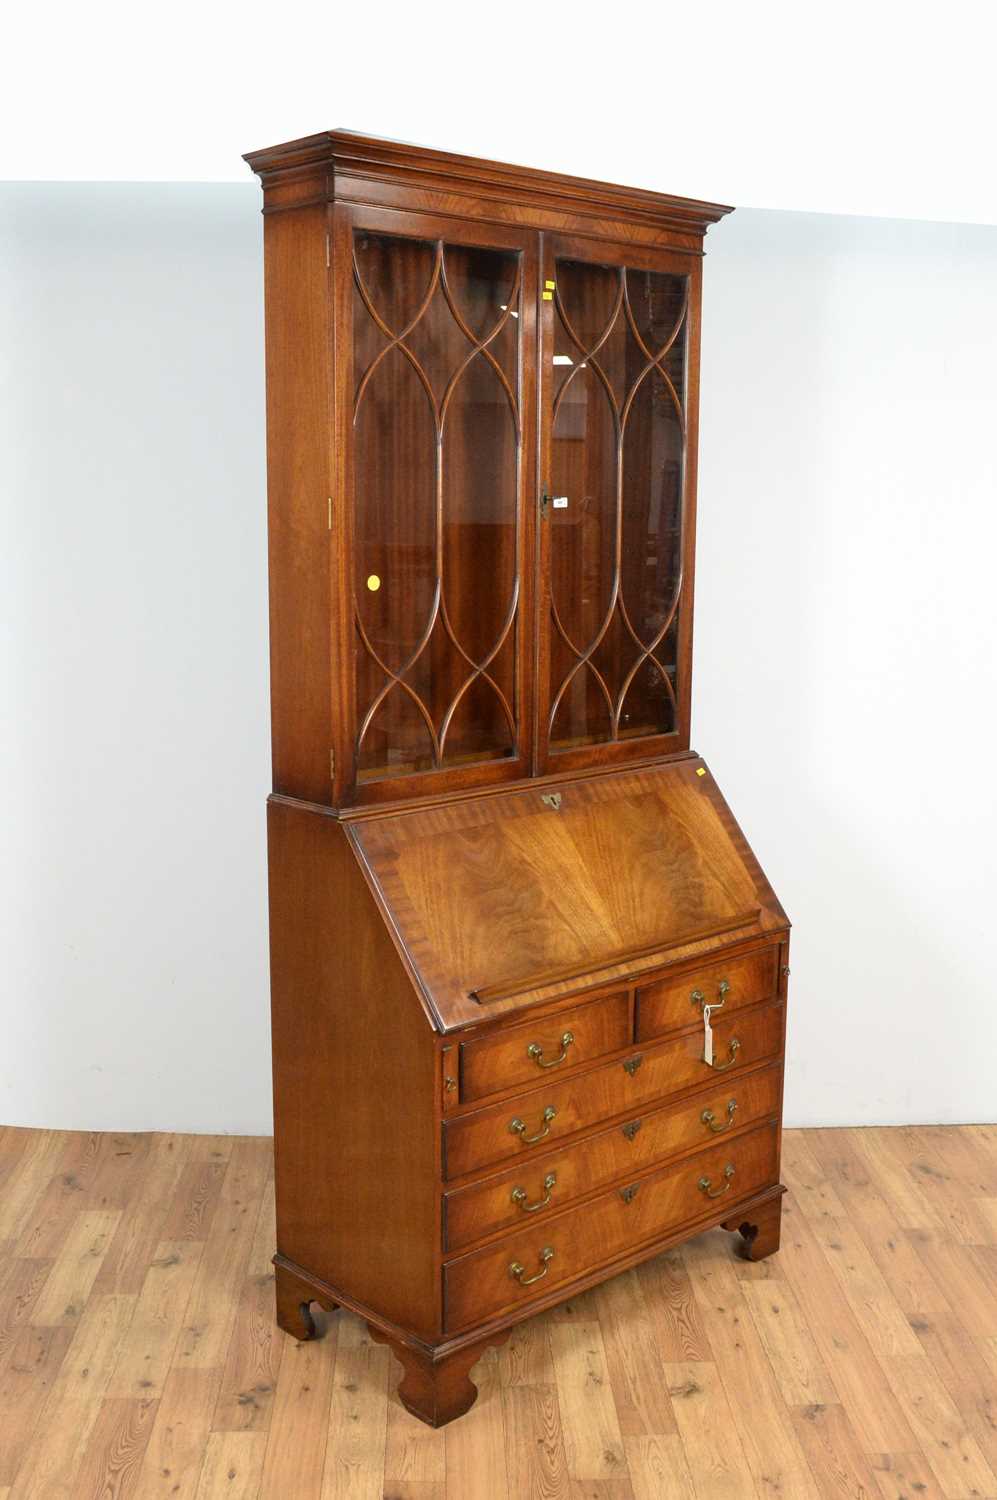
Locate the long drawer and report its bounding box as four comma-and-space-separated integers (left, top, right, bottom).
444, 1062, 781, 1251
443, 1001, 783, 1180
636, 945, 780, 1042
444, 1121, 779, 1332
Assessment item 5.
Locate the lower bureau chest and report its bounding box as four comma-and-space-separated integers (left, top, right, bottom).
443, 1119, 780, 1332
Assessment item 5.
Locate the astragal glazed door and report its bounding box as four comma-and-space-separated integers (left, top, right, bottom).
337, 206, 539, 800
536, 235, 701, 774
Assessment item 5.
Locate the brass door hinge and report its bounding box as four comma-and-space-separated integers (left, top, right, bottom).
327, 496, 333, 530
330, 749, 335, 782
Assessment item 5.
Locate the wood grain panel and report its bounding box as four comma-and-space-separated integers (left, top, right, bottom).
350, 759, 786, 1030
267, 798, 439, 1339
444, 1065, 781, 1250
459, 991, 630, 1104
260, 203, 334, 804
636, 945, 780, 1042
444, 1007, 783, 1180
444, 1124, 779, 1331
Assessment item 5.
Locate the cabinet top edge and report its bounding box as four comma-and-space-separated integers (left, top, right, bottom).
242, 129, 735, 233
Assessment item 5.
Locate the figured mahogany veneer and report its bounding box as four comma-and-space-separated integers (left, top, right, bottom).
444, 1121, 779, 1332
444, 1000, 783, 1179
249, 131, 790, 1429
636, 945, 780, 1040
444, 1062, 782, 1251
459, 990, 630, 1103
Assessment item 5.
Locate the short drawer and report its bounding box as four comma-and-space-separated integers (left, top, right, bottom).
444, 1121, 779, 1332
443, 1062, 781, 1251
443, 1000, 783, 1180
460, 991, 630, 1104
637, 945, 780, 1042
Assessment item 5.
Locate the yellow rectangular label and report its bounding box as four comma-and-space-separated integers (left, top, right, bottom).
542, 290, 553, 301
695, 767, 707, 777
544, 279, 556, 290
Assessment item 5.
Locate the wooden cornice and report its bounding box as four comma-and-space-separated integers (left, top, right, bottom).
243, 129, 734, 242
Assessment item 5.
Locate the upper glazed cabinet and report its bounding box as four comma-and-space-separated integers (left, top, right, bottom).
248, 133, 725, 806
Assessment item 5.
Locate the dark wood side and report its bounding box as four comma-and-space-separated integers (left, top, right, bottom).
267, 798, 439, 1339
261, 202, 335, 805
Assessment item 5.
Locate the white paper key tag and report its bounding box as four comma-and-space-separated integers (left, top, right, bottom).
703, 1003, 713, 1066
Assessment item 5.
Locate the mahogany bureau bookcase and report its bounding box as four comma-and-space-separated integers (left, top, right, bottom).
244, 130, 790, 1427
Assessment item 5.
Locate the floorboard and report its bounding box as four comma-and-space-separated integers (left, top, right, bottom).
1, 1124, 994, 1499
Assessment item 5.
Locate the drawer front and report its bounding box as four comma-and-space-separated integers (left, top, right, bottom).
444, 1062, 781, 1251
443, 1001, 783, 1180
460, 991, 630, 1104
637, 945, 780, 1042
444, 1122, 779, 1332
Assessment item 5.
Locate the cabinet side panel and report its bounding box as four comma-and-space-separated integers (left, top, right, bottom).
262, 205, 333, 802
267, 799, 438, 1339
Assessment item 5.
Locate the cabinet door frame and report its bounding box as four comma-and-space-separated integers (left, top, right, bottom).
535, 231, 703, 777
333, 202, 540, 805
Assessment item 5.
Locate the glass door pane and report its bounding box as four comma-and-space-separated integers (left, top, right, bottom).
544, 247, 691, 759
351, 226, 526, 786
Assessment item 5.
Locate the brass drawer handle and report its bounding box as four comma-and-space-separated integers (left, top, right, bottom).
509, 1246, 554, 1285
699, 1163, 735, 1198
692, 978, 730, 1012
511, 1172, 557, 1213
508, 1106, 556, 1144
702, 1099, 737, 1133
527, 1031, 574, 1069
710, 1038, 740, 1072
622, 1054, 644, 1077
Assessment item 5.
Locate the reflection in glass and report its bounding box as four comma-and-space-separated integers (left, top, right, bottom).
549, 259, 688, 750
352, 233, 521, 782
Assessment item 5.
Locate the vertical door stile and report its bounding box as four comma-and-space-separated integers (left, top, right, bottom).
331, 200, 358, 802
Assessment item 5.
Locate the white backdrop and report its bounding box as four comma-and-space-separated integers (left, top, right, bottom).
4, 2, 997, 229
2, 184, 995, 1132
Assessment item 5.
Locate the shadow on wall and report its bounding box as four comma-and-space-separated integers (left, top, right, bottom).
1, 184, 273, 1133
696, 207, 997, 1126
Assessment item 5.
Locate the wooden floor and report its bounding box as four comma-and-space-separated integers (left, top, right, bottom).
0, 1127, 996, 1499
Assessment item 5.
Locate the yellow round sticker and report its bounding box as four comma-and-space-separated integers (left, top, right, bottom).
366, 574, 381, 592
